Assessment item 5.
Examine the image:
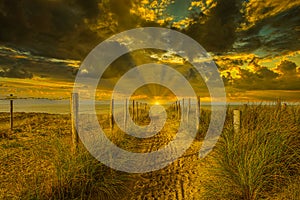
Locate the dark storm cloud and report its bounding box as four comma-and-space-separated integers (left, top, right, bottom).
276, 60, 298, 75
0, 0, 126, 60
0, 0, 299, 59
256, 67, 278, 80
0, 45, 79, 81
183, 1, 300, 57
274, 60, 300, 90
78, 41, 136, 79
0, 58, 78, 81
0, 0, 299, 99
0, 64, 33, 79
108, 0, 132, 23
233, 6, 300, 55
0, 0, 151, 60
229, 67, 279, 90
72, 0, 100, 18
184, 0, 243, 53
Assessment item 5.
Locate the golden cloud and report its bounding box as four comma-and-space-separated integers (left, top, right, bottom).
130, 0, 174, 23
172, 18, 195, 29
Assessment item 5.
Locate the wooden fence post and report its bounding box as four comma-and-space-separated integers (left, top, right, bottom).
196, 96, 201, 130
187, 98, 191, 123
124, 99, 128, 131
132, 100, 135, 121
182, 98, 185, 122
110, 98, 114, 130
71, 93, 79, 153
276, 98, 282, 111
9, 94, 14, 131
233, 109, 241, 134
136, 101, 139, 121
177, 101, 181, 120
141, 103, 145, 117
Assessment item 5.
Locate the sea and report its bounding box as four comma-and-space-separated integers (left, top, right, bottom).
0, 99, 297, 114
0, 99, 111, 114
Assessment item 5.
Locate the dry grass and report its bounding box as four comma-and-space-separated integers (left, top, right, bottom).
0, 113, 131, 200
201, 104, 300, 200
0, 103, 299, 199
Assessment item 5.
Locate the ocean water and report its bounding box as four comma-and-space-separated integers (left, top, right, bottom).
0, 99, 215, 114
0, 99, 110, 114
0, 99, 296, 114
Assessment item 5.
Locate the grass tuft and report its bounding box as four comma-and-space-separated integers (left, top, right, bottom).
202, 105, 300, 200
49, 140, 131, 200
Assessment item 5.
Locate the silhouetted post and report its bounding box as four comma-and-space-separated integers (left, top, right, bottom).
136, 101, 139, 121
9, 94, 14, 131
187, 98, 191, 123
124, 99, 128, 130
182, 98, 185, 122
233, 109, 241, 134
141, 103, 145, 116
110, 98, 114, 130
242, 104, 248, 111
132, 100, 135, 121
177, 101, 181, 120
139, 102, 142, 116
196, 96, 201, 130
282, 103, 287, 111
276, 98, 282, 111
71, 93, 79, 153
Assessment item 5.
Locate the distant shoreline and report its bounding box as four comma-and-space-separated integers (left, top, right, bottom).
0, 102, 298, 115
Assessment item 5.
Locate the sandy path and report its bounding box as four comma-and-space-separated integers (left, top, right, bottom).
118, 119, 205, 200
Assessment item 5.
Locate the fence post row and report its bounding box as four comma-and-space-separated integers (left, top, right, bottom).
3, 94, 247, 156
71, 93, 79, 153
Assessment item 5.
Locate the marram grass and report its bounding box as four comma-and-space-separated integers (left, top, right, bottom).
201, 104, 300, 200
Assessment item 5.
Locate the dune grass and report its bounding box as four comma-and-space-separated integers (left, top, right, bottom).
0, 113, 132, 200
201, 104, 300, 200
0, 104, 299, 199
49, 140, 131, 200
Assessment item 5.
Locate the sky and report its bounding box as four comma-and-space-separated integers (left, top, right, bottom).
0, 0, 299, 102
